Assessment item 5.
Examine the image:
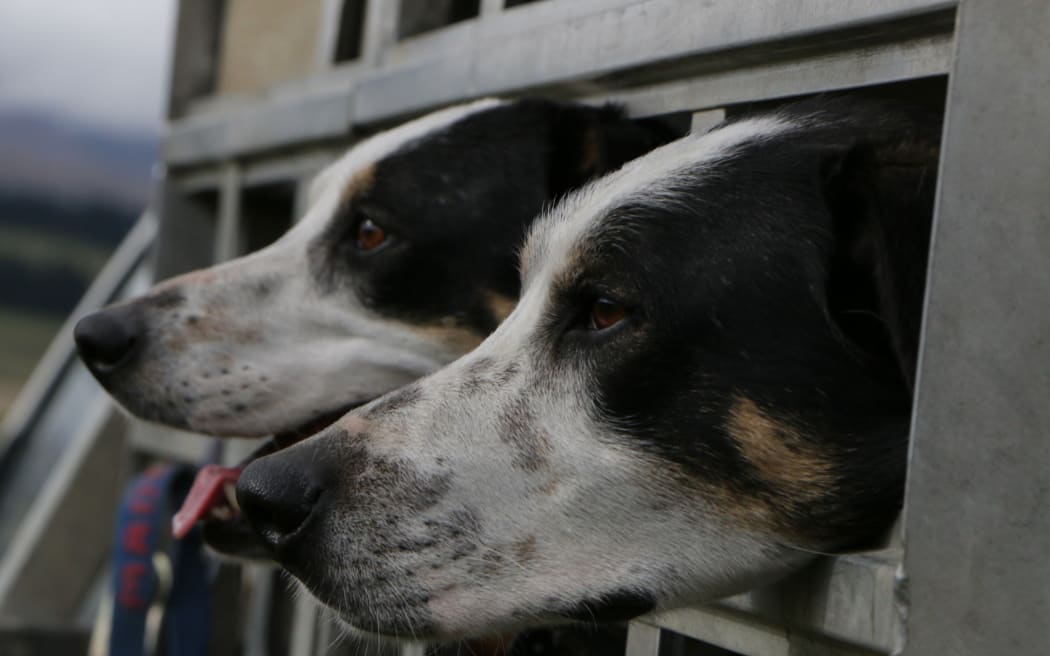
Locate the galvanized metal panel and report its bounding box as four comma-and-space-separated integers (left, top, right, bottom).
163, 0, 957, 165
164, 89, 356, 166
900, 0, 1050, 653
145, 1, 1050, 654
599, 33, 952, 119
625, 620, 662, 656
639, 549, 900, 655
472, 0, 951, 92
0, 406, 126, 623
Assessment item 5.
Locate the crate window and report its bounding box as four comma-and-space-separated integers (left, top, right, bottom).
334, 0, 368, 62
239, 182, 296, 255
398, 0, 480, 39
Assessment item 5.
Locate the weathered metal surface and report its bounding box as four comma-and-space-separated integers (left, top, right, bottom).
599, 33, 952, 120
900, 0, 1050, 653
0, 403, 127, 623
146, 0, 1050, 654
625, 620, 662, 656
631, 549, 900, 655
164, 0, 957, 165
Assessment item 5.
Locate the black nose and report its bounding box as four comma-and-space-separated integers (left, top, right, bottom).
74, 305, 144, 374
237, 446, 327, 551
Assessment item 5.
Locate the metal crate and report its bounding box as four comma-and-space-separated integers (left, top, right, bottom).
4, 1, 1047, 654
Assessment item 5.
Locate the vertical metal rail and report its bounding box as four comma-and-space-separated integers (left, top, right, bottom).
900, 0, 1050, 653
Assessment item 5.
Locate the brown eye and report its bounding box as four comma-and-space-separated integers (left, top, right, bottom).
588, 298, 627, 331
356, 218, 388, 251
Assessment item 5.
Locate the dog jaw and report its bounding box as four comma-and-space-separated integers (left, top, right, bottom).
245, 324, 809, 639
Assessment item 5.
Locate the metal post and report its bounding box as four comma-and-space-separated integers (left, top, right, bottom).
625, 621, 662, 656
214, 163, 242, 263
900, 0, 1050, 653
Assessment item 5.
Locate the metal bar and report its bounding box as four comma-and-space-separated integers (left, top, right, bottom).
315, 0, 346, 71
361, 0, 400, 67
899, 0, 1050, 653
624, 620, 662, 656
0, 214, 157, 457
127, 423, 214, 464
289, 595, 319, 656
214, 164, 242, 263
0, 407, 126, 621
480, 0, 506, 20
239, 148, 345, 189
690, 109, 726, 134
354, 0, 955, 120
163, 0, 956, 164
174, 167, 224, 194
599, 32, 952, 119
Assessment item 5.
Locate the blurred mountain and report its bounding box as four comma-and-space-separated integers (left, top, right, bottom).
0, 110, 158, 210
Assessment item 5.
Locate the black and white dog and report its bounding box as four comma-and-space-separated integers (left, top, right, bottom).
234, 98, 940, 639
75, 98, 673, 556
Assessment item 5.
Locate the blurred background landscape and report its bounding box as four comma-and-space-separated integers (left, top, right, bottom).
0, 0, 173, 418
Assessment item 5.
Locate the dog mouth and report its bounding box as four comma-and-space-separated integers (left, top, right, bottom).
172, 404, 361, 540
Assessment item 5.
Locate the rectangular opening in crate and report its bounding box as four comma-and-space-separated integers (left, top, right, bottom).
334, 0, 368, 62
239, 182, 297, 256
398, 0, 480, 39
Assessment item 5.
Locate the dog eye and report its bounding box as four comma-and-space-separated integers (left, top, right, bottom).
588, 298, 628, 331
356, 218, 388, 252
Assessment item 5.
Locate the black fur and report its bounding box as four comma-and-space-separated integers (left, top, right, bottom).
311, 99, 676, 335
544, 98, 940, 549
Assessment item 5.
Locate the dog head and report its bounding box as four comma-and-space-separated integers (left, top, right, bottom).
75, 98, 673, 559
76, 98, 671, 439
236, 99, 940, 638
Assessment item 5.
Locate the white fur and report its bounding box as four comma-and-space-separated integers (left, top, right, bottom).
522, 116, 788, 290
286, 98, 506, 249
288, 116, 809, 638
121, 98, 507, 437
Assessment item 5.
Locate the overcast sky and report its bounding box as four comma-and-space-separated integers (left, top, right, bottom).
0, 0, 175, 135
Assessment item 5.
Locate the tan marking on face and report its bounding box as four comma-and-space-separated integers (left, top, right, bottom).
340, 164, 376, 205
409, 320, 487, 356
337, 413, 371, 437
511, 536, 537, 566
485, 291, 517, 323
150, 267, 224, 298
643, 399, 837, 543
727, 397, 835, 501
538, 479, 560, 496
163, 309, 261, 350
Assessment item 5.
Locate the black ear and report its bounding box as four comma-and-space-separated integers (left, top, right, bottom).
546, 103, 679, 197
822, 112, 942, 392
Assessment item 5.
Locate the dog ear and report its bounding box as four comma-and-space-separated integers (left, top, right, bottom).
820, 113, 942, 391
547, 103, 679, 197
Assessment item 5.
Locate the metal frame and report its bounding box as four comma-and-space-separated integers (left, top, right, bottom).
0, 216, 157, 628
899, 1, 1050, 653
10, 0, 1040, 653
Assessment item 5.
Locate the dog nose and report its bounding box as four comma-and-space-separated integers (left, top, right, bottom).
74, 305, 143, 373
237, 448, 326, 550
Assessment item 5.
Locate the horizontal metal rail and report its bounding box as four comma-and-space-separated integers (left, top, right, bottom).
164, 0, 956, 166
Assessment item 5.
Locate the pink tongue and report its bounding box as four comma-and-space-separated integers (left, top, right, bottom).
172, 464, 243, 539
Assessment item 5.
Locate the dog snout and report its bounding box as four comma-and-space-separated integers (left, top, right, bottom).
237, 445, 329, 551
74, 304, 145, 375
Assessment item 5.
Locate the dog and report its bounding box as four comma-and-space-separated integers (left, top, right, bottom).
234, 98, 941, 640
74, 97, 674, 559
